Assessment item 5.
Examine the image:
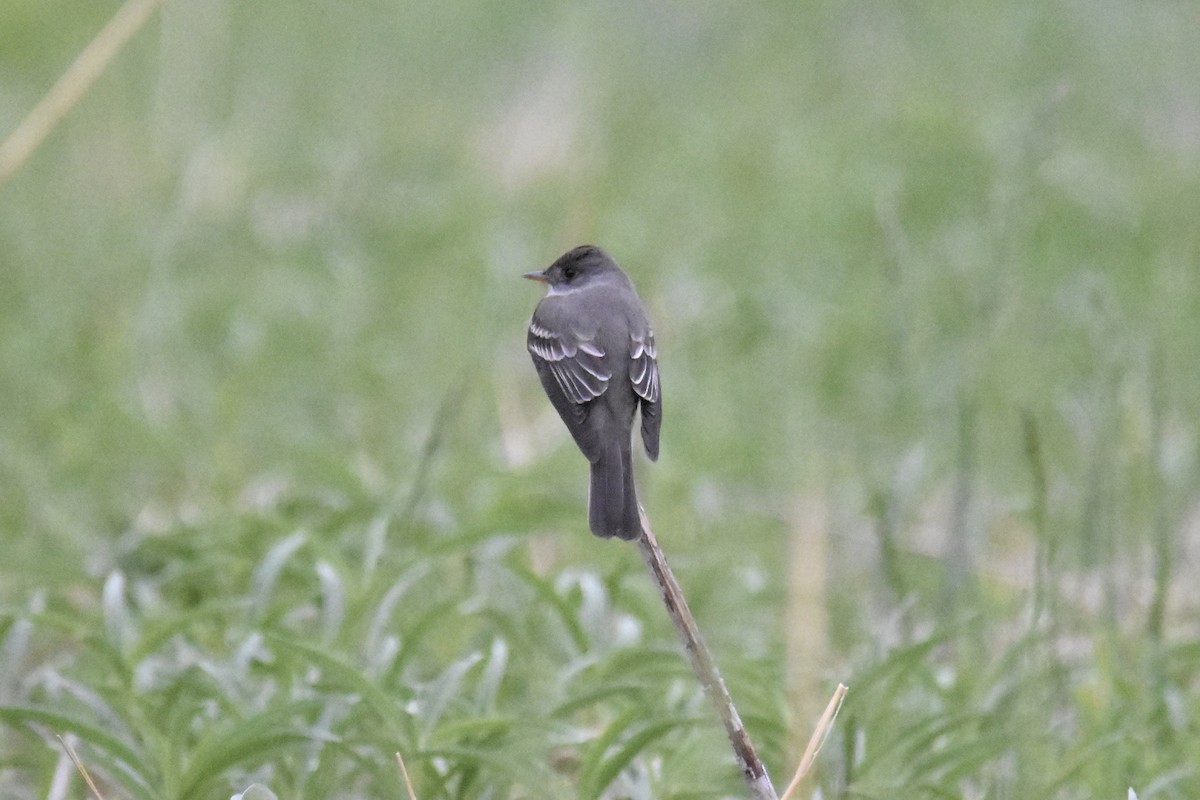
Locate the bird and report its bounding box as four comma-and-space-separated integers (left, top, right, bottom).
524, 245, 661, 540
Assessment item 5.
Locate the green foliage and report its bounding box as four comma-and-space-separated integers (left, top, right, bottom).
2, 0, 1200, 798
1, 486, 750, 798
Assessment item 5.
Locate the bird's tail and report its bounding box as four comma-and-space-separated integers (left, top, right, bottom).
588, 440, 641, 540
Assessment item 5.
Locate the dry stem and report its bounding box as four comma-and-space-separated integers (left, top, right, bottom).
636, 507, 778, 800
395, 751, 418, 800
0, 0, 164, 186
779, 683, 848, 800
57, 735, 105, 800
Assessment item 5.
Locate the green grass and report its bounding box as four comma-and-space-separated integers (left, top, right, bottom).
2, 1, 1200, 797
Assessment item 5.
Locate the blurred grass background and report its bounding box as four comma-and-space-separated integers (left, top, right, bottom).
2, 0, 1199, 797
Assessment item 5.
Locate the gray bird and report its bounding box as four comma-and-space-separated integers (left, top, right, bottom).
524, 245, 661, 540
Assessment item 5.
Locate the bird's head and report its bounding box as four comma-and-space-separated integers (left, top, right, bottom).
523, 245, 620, 290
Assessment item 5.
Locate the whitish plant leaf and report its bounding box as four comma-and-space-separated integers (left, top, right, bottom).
555, 570, 611, 645
417, 651, 483, 739
361, 513, 392, 578
364, 564, 430, 668
231, 782, 279, 800
232, 631, 268, 680
102, 571, 136, 653
0, 613, 34, 701
473, 638, 508, 711
315, 560, 345, 642
250, 532, 308, 620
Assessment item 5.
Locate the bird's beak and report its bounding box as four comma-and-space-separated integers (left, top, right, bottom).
522, 270, 548, 283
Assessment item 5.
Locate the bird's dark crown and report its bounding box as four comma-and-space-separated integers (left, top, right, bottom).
542, 245, 619, 285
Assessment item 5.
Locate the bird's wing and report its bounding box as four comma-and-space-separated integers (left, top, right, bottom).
631, 330, 662, 460
629, 330, 659, 404
527, 321, 612, 406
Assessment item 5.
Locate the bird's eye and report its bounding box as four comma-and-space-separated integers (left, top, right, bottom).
563, 266, 578, 280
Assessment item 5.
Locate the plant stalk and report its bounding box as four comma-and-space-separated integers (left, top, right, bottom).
636, 507, 778, 800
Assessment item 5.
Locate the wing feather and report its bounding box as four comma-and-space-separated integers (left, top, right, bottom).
629, 330, 660, 403
527, 322, 611, 405
631, 330, 662, 460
